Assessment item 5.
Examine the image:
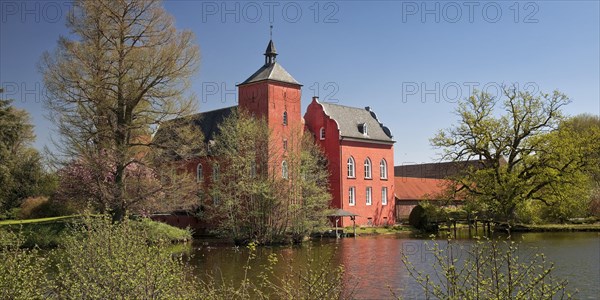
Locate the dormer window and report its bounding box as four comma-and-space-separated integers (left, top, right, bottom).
358, 123, 368, 136
283, 111, 288, 126
319, 127, 325, 140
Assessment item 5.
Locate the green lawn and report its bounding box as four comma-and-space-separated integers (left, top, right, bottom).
0, 215, 192, 248
0, 215, 81, 225
513, 223, 600, 232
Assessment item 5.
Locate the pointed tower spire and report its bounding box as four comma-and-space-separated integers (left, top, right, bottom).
264, 25, 277, 65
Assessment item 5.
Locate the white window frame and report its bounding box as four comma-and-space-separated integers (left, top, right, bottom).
196, 163, 203, 182
212, 163, 220, 181
282, 160, 288, 179
380, 159, 388, 179
319, 127, 325, 140
382, 187, 388, 205
366, 187, 372, 206
250, 162, 256, 178
347, 156, 355, 178
348, 186, 356, 206
364, 158, 372, 179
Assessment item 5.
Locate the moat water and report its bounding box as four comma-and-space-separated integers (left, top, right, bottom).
191, 231, 600, 299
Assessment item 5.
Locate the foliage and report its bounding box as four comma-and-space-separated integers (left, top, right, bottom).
0, 215, 191, 249
0, 231, 52, 299
130, 217, 192, 243
52, 216, 197, 299
207, 109, 331, 244
408, 205, 428, 230
431, 87, 596, 224
19, 195, 78, 219
0, 96, 56, 216
40, 0, 202, 221
401, 238, 573, 299
1, 216, 352, 299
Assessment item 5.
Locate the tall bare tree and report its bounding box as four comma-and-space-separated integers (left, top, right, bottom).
40, 0, 202, 220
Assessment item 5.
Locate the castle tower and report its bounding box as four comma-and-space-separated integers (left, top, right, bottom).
237, 38, 302, 176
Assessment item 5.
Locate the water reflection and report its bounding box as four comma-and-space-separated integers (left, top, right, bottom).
191, 232, 600, 299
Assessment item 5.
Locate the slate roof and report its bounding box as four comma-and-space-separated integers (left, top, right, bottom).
154, 106, 236, 145
239, 62, 301, 86
394, 160, 491, 179
319, 101, 394, 143
265, 39, 277, 55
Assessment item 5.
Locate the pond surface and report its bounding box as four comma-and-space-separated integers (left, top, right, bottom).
191, 232, 600, 299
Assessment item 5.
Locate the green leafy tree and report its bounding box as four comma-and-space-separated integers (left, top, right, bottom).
0, 95, 55, 217
40, 0, 202, 220
431, 87, 594, 224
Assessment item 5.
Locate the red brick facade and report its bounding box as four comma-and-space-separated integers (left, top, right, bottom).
161, 39, 401, 230
304, 98, 395, 226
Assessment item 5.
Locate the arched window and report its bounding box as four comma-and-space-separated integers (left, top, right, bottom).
283, 111, 288, 126
380, 159, 388, 179
319, 127, 325, 140
212, 163, 220, 181
282, 161, 288, 179
347, 157, 355, 178
364, 158, 372, 179
196, 163, 203, 182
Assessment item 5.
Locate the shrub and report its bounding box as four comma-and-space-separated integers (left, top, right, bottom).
53, 216, 197, 299
0, 231, 52, 299
19, 196, 49, 219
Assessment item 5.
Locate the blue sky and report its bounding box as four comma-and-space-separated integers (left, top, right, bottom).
1, 1, 599, 164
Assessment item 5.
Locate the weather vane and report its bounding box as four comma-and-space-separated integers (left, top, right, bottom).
270, 24, 273, 40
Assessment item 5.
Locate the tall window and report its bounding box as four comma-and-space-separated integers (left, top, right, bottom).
283, 111, 288, 126
348, 187, 356, 206
380, 159, 388, 179
347, 157, 355, 178
212, 163, 220, 181
250, 162, 256, 178
364, 158, 372, 179
319, 127, 325, 140
382, 187, 388, 205
196, 163, 203, 182
282, 161, 288, 179
366, 187, 372, 205
283, 139, 288, 151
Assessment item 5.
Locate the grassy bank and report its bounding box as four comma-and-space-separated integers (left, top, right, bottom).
509, 223, 600, 232
0, 215, 192, 248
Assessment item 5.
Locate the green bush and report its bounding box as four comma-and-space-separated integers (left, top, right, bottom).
0, 231, 52, 299
53, 216, 197, 299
